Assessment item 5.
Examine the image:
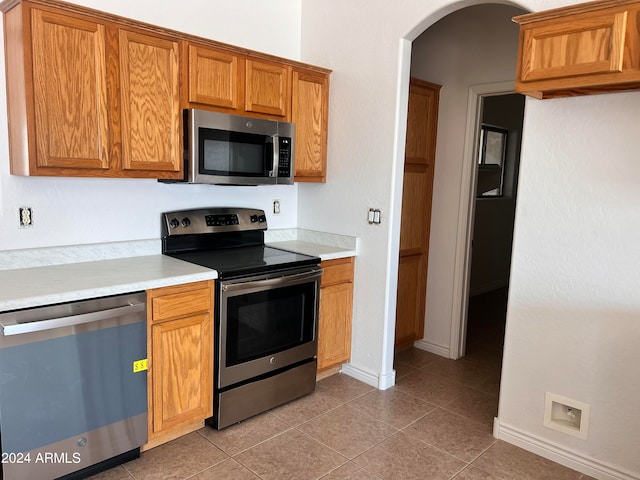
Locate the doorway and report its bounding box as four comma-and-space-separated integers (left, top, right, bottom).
465, 92, 525, 358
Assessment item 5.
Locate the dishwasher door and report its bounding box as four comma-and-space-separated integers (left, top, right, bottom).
0, 292, 148, 480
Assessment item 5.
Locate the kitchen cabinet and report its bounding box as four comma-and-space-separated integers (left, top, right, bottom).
292, 67, 330, 182
317, 257, 354, 372
118, 29, 181, 174
245, 58, 291, 119
184, 47, 330, 181
513, 0, 640, 98
1, 0, 183, 178
395, 79, 440, 351
146, 280, 214, 449
185, 43, 243, 111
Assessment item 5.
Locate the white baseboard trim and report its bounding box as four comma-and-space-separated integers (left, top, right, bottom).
413, 339, 450, 358
340, 363, 396, 390
494, 418, 640, 480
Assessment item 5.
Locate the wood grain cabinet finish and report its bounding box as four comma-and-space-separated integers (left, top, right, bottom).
118, 29, 181, 174
395, 79, 440, 351
186, 43, 243, 110
1, 0, 183, 178
317, 257, 354, 372
245, 58, 291, 119
146, 281, 214, 448
514, 0, 640, 98
292, 68, 329, 182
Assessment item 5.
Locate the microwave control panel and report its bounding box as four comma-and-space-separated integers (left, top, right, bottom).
278, 137, 292, 177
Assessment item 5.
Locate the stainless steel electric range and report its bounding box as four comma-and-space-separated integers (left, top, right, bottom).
161, 207, 321, 429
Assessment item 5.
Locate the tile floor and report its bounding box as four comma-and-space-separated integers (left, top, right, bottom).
89, 289, 595, 480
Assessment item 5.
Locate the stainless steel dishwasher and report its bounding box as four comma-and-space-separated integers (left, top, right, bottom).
0, 292, 148, 480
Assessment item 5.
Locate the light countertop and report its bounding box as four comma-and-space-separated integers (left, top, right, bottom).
0, 255, 217, 312
268, 240, 356, 261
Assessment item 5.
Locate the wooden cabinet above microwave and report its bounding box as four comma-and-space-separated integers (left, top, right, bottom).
513, 0, 640, 98
0, 0, 331, 181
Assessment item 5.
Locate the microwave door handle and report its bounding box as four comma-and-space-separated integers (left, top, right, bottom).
268, 135, 279, 177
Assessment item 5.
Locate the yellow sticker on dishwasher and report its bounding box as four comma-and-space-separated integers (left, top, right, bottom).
133, 359, 148, 373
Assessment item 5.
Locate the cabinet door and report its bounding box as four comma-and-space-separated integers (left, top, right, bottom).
31, 9, 109, 171
151, 313, 212, 434
245, 59, 291, 118
395, 253, 425, 349
118, 29, 182, 175
395, 79, 440, 350
317, 258, 354, 371
318, 282, 353, 371
187, 44, 242, 110
514, 2, 640, 97
292, 68, 329, 182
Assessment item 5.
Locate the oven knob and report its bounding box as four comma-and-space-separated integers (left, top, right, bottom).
258, 215, 266, 223
181, 218, 191, 227
250, 215, 258, 223
269, 356, 277, 365
169, 218, 180, 229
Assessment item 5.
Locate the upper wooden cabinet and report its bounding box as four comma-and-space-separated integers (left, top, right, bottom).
118, 29, 181, 174
245, 59, 291, 119
2, 1, 183, 178
292, 67, 330, 182
186, 44, 243, 111
514, 0, 640, 98
1, 0, 331, 180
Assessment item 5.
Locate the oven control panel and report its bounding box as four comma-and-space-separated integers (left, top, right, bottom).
162, 207, 267, 236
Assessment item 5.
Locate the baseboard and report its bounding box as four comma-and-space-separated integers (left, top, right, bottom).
340, 363, 396, 390
413, 339, 450, 358
494, 418, 640, 480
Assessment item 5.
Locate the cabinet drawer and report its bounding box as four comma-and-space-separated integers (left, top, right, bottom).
321, 257, 354, 286
150, 282, 212, 322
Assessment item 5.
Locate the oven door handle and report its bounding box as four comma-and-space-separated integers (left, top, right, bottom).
221, 268, 322, 293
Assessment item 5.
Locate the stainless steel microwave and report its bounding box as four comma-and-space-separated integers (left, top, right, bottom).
169, 109, 295, 186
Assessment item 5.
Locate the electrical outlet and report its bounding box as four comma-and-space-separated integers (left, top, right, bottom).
273, 199, 281, 215
18, 207, 33, 228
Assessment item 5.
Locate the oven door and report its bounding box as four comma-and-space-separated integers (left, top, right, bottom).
218, 266, 322, 389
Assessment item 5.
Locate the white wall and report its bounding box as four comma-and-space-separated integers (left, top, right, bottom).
0, 0, 301, 251
300, 0, 640, 477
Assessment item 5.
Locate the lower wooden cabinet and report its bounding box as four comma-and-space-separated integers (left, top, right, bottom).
317, 257, 354, 372
145, 280, 214, 448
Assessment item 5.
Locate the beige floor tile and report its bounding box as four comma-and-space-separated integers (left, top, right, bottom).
348, 387, 436, 429
403, 408, 495, 462
441, 386, 499, 427
315, 372, 374, 403
191, 458, 260, 479
197, 413, 290, 455
393, 359, 417, 379
394, 368, 468, 406
421, 354, 496, 388
394, 347, 441, 368
452, 465, 502, 479
123, 432, 228, 480
353, 432, 466, 480
235, 428, 347, 480
297, 404, 397, 459
270, 389, 344, 426
320, 461, 383, 479
472, 441, 583, 480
